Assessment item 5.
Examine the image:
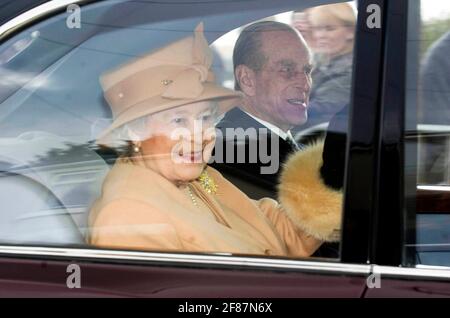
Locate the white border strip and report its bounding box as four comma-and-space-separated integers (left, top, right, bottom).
374, 265, 450, 280
417, 185, 450, 192
0, 245, 370, 275
3, 246, 450, 280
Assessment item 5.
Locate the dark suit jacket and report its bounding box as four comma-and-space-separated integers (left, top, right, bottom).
212, 107, 339, 258
210, 107, 299, 199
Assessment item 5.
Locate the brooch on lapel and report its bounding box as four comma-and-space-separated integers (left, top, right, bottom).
198, 170, 218, 195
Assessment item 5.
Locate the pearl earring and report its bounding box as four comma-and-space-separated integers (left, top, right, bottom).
133, 145, 140, 153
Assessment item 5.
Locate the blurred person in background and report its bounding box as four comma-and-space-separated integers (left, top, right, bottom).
418, 31, 450, 184
292, 3, 356, 136
291, 8, 317, 51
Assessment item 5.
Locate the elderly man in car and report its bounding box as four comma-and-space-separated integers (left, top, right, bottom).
211, 21, 312, 198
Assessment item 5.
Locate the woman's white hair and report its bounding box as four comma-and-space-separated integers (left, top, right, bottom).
104, 101, 220, 147
104, 115, 152, 148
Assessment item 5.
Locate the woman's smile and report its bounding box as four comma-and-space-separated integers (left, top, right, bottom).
178, 150, 204, 163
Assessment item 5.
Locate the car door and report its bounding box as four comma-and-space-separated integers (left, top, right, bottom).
0, 0, 389, 298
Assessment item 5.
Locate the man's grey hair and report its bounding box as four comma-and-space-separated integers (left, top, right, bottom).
233, 21, 301, 90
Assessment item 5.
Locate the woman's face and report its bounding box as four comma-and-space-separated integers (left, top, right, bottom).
138, 101, 218, 183
311, 16, 354, 58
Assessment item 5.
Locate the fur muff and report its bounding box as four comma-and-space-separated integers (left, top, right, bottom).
278, 141, 342, 242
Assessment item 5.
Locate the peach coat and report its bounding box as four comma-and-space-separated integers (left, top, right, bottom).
88, 159, 320, 257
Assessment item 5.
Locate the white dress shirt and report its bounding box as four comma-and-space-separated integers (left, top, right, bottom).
243, 111, 295, 141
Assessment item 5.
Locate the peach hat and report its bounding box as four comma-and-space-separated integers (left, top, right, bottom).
97, 23, 242, 145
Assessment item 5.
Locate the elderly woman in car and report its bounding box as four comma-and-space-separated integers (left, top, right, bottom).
88, 24, 341, 257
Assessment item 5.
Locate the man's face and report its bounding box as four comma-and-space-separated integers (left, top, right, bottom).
253, 31, 312, 128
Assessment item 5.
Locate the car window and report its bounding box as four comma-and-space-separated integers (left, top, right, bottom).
0, 0, 357, 261
404, 0, 450, 267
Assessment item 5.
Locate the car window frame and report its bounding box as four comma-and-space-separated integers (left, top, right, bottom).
340, 0, 386, 265
365, 0, 409, 266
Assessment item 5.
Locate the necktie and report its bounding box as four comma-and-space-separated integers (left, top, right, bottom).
286, 133, 303, 151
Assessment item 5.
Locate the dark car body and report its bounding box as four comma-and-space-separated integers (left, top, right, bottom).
0, 0, 449, 298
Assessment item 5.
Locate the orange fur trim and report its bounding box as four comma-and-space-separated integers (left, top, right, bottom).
278, 141, 342, 242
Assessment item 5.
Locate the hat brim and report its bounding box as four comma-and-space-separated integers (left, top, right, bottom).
96, 83, 242, 146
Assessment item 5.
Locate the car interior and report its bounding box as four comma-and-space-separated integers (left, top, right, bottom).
0, 0, 329, 248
